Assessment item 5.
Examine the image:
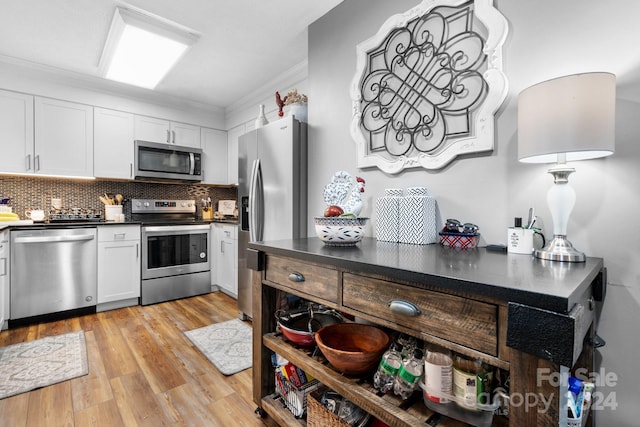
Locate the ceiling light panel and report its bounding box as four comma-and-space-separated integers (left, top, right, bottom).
99, 6, 199, 89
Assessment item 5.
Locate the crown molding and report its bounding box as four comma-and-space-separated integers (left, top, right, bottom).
0, 53, 223, 115
225, 59, 308, 119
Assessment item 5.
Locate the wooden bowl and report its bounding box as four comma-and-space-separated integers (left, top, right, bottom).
315, 323, 390, 376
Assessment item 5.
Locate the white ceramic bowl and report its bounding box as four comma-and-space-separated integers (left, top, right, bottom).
314, 217, 369, 246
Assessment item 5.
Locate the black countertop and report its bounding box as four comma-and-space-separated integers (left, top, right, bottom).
1, 218, 238, 230
249, 237, 604, 314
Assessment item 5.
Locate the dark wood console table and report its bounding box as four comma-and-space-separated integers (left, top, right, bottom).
248, 237, 605, 427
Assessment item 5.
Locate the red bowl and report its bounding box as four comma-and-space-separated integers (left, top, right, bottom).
276, 309, 344, 347
278, 322, 315, 346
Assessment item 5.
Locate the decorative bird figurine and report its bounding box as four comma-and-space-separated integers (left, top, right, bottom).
323, 171, 366, 216
341, 176, 366, 216
275, 91, 287, 117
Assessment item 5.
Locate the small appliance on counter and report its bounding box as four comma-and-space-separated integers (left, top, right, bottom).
216, 199, 237, 219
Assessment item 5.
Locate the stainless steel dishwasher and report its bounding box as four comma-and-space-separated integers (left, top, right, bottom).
10, 227, 97, 320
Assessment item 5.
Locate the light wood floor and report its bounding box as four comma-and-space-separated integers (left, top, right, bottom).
0, 292, 268, 427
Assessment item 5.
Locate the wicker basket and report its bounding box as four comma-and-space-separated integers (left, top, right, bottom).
307, 388, 351, 427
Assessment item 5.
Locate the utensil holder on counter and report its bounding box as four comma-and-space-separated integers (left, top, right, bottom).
104, 205, 123, 222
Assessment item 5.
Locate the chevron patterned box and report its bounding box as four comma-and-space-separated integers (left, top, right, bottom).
375, 189, 402, 242
399, 191, 438, 245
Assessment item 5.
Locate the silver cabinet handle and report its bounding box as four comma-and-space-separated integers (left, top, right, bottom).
136, 243, 139, 259
172, 130, 176, 144
388, 300, 421, 317
26, 154, 31, 171
288, 272, 305, 282
35, 155, 40, 171
130, 163, 133, 178
166, 129, 170, 143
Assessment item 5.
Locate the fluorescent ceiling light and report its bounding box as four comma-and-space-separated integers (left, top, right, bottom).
99, 6, 199, 89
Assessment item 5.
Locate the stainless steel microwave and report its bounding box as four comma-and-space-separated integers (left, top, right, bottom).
134, 140, 203, 182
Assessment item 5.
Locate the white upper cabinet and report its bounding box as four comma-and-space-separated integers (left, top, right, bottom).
134, 115, 200, 148
226, 124, 245, 185
0, 90, 34, 174
34, 97, 93, 177
94, 108, 135, 179
201, 127, 228, 184
171, 121, 201, 148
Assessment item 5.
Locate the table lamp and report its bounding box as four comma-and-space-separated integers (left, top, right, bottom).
517, 72, 616, 262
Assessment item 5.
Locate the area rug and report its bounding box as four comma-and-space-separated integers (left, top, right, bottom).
185, 318, 252, 375
0, 331, 88, 399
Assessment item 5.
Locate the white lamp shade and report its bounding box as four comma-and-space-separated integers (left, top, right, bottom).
518, 72, 616, 163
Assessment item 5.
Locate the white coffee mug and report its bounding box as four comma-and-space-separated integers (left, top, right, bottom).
25, 209, 45, 221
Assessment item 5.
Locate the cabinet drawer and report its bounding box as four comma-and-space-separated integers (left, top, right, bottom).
343, 273, 498, 356
265, 255, 338, 303
98, 225, 140, 242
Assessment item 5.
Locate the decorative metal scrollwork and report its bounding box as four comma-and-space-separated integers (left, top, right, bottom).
350, 0, 508, 173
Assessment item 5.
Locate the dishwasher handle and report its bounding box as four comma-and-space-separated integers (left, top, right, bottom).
14, 234, 96, 244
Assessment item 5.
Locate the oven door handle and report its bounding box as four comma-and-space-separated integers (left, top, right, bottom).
249, 158, 264, 242
143, 225, 211, 234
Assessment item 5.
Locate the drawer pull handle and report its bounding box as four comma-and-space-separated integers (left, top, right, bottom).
388, 300, 421, 317
288, 272, 305, 282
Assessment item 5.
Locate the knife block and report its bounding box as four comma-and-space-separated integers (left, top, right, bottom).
202, 207, 213, 220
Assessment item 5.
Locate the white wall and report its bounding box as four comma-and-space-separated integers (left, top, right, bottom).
308, 0, 639, 425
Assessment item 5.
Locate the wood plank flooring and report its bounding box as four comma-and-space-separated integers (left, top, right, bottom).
0, 292, 269, 427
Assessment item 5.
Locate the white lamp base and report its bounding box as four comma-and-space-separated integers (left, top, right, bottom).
534, 235, 585, 262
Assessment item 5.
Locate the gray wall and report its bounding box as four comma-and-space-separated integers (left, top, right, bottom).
308, 1, 639, 425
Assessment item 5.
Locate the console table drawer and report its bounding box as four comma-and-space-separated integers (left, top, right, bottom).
342, 273, 498, 356
265, 255, 339, 303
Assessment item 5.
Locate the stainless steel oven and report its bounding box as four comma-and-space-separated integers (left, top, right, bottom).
133, 199, 211, 305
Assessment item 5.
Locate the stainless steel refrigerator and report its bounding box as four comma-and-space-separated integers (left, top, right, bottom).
237, 116, 307, 319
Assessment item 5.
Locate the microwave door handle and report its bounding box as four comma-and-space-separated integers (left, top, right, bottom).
189, 152, 195, 175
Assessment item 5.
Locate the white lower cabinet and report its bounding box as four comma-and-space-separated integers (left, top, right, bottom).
0, 229, 9, 330
212, 223, 238, 298
97, 225, 140, 311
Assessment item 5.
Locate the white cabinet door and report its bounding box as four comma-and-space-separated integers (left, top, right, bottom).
0, 90, 34, 174
214, 224, 238, 297
0, 230, 9, 330
134, 115, 200, 148
134, 115, 171, 144
171, 122, 200, 148
97, 226, 140, 307
94, 108, 135, 179
34, 97, 93, 177
227, 124, 245, 185
201, 127, 228, 184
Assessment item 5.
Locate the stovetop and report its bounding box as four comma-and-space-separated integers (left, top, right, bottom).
48, 207, 103, 222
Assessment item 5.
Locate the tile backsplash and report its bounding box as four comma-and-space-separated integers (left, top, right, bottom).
0, 175, 237, 220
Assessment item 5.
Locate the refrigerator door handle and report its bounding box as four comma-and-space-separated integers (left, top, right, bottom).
249, 159, 264, 242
